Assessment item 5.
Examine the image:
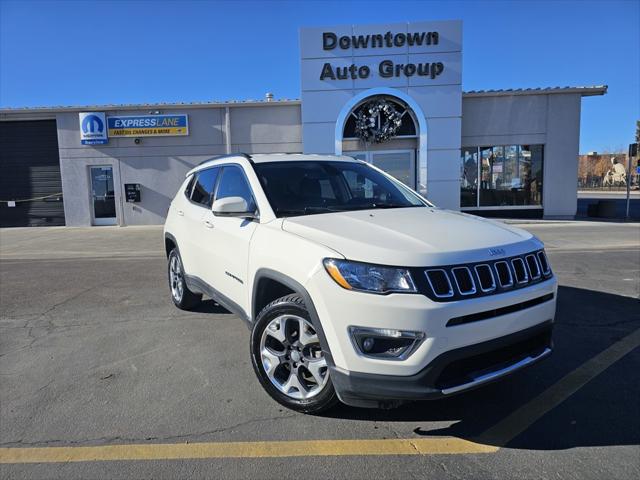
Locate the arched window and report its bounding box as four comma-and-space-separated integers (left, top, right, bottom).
342, 96, 417, 140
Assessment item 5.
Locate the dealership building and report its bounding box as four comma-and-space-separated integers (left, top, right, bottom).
0, 20, 606, 227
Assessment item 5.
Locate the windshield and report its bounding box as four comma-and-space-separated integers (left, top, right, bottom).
253, 160, 427, 217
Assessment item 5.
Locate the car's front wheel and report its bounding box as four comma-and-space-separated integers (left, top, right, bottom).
250, 294, 338, 414
168, 249, 202, 310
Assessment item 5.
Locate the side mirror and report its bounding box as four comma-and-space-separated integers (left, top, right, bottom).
212, 196, 257, 219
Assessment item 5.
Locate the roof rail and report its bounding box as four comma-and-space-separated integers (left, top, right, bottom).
198, 153, 252, 166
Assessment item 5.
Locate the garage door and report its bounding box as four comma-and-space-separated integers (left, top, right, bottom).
0, 120, 65, 227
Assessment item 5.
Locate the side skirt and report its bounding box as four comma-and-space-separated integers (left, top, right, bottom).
184, 274, 251, 328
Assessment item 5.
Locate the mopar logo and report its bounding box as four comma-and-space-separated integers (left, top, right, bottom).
488, 248, 506, 257
81, 114, 104, 134
79, 112, 108, 145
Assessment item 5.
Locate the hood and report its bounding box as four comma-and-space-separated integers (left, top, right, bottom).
282, 207, 541, 266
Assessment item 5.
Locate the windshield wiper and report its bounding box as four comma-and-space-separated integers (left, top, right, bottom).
276, 206, 345, 217
344, 203, 416, 210
303, 206, 349, 213
369, 203, 417, 209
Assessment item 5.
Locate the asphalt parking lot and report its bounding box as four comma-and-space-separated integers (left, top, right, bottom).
1, 221, 639, 479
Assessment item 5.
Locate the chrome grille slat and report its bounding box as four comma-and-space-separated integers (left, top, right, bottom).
537, 251, 551, 275
511, 258, 529, 284
474, 264, 496, 292
494, 261, 514, 288
425, 269, 454, 298
525, 254, 541, 280
451, 266, 476, 296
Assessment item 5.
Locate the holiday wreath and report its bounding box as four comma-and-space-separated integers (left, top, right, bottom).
354, 98, 403, 144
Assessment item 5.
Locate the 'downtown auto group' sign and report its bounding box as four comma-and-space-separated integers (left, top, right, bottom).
318, 29, 444, 81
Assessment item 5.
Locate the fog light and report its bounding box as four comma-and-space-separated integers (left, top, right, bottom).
362, 337, 375, 352
349, 326, 425, 360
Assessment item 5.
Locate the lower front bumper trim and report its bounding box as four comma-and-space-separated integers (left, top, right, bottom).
440, 347, 551, 395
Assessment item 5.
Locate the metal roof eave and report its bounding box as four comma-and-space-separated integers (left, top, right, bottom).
0, 85, 608, 117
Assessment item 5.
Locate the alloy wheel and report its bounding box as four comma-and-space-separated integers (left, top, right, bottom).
169, 254, 184, 302
259, 314, 329, 399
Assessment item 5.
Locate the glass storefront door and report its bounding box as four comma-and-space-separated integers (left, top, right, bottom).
90, 166, 117, 225
349, 150, 416, 189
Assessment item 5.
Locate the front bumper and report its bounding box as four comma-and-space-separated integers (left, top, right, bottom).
308, 265, 557, 377
330, 320, 553, 408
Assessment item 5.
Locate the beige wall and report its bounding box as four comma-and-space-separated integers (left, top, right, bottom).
55, 104, 302, 226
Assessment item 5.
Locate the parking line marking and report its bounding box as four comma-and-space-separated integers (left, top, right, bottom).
0, 438, 497, 464
477, 327, 640, 446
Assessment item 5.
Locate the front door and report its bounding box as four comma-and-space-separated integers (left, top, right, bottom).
199, 165, 258, 315
90, 166, 117, 226
350, 150, 416, 189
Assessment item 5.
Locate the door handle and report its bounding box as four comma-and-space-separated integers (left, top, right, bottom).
177, 210, 184, 216
204, 220, 214, 229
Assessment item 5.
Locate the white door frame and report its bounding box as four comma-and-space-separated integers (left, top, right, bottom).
334, 87, 428, 195
89, 165, 117, 226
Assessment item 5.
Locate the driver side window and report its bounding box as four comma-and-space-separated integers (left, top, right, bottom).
215, 166, 257, 212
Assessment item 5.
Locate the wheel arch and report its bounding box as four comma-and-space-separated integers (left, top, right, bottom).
164, 232, 179, 258
252, 268, 335, 367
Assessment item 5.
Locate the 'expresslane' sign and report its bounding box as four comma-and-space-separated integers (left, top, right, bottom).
107, 115, 189, 137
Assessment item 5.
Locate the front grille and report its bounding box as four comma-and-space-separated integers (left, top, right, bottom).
419, 250, 552, 302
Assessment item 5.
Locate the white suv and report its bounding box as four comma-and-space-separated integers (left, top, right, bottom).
164, 154, 557, 413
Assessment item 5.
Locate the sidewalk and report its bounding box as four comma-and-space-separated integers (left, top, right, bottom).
1, 222, 638, 260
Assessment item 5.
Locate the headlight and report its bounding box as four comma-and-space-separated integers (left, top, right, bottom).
323, 258, 417, 294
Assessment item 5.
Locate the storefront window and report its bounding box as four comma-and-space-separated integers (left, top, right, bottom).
461, 145, 544, 208
460, 147, 478, 207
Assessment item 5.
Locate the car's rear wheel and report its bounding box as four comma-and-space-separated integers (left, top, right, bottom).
250, 294, 338, 414
168, 249, 202, 310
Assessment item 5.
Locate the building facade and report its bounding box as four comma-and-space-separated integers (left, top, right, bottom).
0, 20, 606, 227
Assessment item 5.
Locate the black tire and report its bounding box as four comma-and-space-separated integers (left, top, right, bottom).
168, 249, 202, 310
250, 294, 339, 414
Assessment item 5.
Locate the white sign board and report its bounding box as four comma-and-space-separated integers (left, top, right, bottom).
79, 112, 108, 145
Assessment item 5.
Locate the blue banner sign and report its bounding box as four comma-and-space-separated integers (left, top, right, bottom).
107, 114, 189, 137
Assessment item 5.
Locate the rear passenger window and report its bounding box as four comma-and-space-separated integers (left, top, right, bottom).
190, 168, 220, 207
215, 166, 256, 211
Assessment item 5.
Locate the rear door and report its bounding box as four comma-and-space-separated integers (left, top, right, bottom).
199, 165, 258, 314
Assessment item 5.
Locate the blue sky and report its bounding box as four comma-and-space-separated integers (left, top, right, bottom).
1, 0, 638, 153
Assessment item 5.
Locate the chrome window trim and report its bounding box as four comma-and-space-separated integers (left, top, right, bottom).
537, 251, 551, 275
494, 261, 514, 288
474, 264, 496, 292
511, 258, 529, 284
525, 254, 542, 280
425, 269, 454, 298
451, 266, 477, 296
